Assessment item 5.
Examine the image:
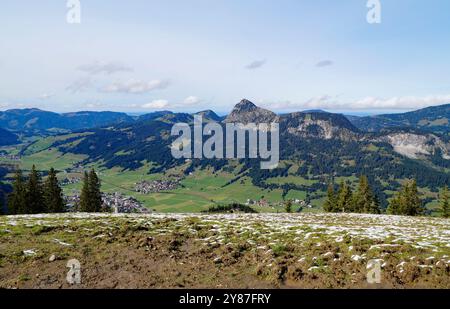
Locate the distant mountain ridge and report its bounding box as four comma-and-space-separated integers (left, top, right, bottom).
0, 108, 134, 134
347, 104, 450, 133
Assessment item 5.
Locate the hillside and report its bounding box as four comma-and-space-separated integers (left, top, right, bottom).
0, 108, 134, 134
1, 213, 449, 288
348, 104, 450, 134
0, 128, 19, 146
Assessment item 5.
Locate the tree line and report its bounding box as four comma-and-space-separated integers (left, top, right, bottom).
323, 175, 450, 217
7, 165, 65, 215
324, 175, 381, 214
4, 166, 103, 215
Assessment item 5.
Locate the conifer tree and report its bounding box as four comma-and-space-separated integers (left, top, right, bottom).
79, 171, 90, 212
354, 175, 371, 213
387, 180, 423, 216
404, 180, 423, 216
43, 168, 66, 213
439, 186, 449, 218
370, 195, 381, 215
323, 183, 337, 212
387, 191, 403, 215
88, 169, 103, 212
8, 169, 27, 214
26, 165, 44, 214
285, 199, 292, 213
353, 175, 380, 214
336, 181, 353, 213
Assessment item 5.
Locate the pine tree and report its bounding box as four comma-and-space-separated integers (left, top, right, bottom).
387, 180, 423, 216
79, 171, 90, 212
285, 199, 292, 213
439, 186, 449, 218
353, 175, 380, 214
323, 183, 337, 212
43, 168, 66, 213
404, 180, 423, 216
387, 190, 403, 215
336, 181, 353, 213
8, 169, 27, 214
370, 195, 381, 215
26, 165, 44, 214
88, 169, 103, 212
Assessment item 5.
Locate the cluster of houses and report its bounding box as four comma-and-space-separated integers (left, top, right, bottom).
59, 177, 81, 186
65, 192, 150, 214
134, 179, 180, 194
101, 192, 151, 214
0, 153, 20, 161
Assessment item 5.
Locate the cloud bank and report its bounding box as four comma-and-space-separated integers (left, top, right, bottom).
78, 61, 133, 75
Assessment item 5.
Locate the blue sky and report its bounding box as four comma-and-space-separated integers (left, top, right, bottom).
1, 0, 450, 114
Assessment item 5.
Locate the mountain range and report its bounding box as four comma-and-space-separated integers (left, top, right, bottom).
1, 99, 450, 210
347, 104, 450, 134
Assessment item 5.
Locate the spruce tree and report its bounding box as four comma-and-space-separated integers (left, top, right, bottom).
354, 175, 371, 213
88, 169, 103, 212
353, 175, 380, 214
79, 171, 90, 212
323, 183, 337, 212
439, 186, 449, 218
370, 195, 381, 215
26, 165, 44, 214
285, 199, 292, 213
387, 180, 423, 216
387, 190, 403, 215
336, 181, 353, 213
405, 180, 423, 216
8, 169, 27, 214
43, 168, 66, 213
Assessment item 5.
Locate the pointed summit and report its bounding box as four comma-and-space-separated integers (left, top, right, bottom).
225, 99, 277, 124
234, 99, 258, 112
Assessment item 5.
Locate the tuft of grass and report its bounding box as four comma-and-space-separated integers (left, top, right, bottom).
271, 243, 288, 257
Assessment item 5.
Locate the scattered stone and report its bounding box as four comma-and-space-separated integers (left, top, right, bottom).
49, 254, 57, 262
23, 249, 36, 256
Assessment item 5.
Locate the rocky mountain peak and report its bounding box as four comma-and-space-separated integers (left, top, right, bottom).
234, 99, 258, 112
225, 99, 277, 124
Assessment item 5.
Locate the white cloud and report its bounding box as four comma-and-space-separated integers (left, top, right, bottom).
0, 102, 10, 110
102, 79, 169, 94
85, 102, 104, 109
352, 95, 450, 110
141, 99, 170, 109
39, 93, 54, 100
315, 60, 334, 68
183, 96, 201, 105
245, 59, 266, 70
259, 94, 450, 111
78, 61, 133, 75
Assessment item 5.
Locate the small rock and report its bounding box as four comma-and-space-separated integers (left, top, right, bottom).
213, 257, 222, 264
23, 249, 36, 256
49, 254, 57, 262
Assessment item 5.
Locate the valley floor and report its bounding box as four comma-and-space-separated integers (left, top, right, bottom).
0, 213, 449, 289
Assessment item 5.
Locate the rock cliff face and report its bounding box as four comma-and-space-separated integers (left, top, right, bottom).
377, 132, 450, 159
280, 112, 360, 141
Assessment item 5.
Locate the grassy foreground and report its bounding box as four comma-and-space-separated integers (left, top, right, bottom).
0, 213, 449, 289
